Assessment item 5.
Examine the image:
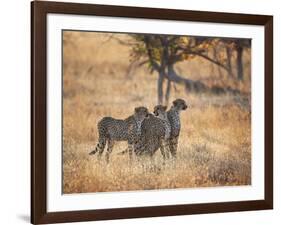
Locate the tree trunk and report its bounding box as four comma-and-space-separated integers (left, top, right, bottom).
167, 64, 207, 93
225, 46, 233, 77
236, 46, 244, 80
157, 73, 164, 104
213, 47, 223, 78
165, 79, 171, 106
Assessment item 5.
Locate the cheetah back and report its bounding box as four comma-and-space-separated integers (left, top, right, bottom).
99, 117, 131, 141
167, 109, 181, 137
134, 116, 166, 156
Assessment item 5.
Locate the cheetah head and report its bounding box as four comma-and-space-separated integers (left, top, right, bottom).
172, 99, 188, 111
134, 106, 149, 121
153, 105, 167, 117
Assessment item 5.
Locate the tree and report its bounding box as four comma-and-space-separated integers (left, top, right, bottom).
217, 38, 251, 80
129, 34, 234, 104
234, 39, 251, 80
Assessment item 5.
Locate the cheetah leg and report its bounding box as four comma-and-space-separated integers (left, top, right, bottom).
160, 139, 170, 162
97, 138, 107, 160
105, 139, 114, 163
165, 139, 171, 159
169, 136, 179, 158
128, 144, 134, 161
89, 137, 106, 158
160, 144, 166, 160
132, 137, 144, 157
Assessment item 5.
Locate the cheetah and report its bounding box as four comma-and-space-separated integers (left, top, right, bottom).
167, 98, 188, 158
89, 106, 149, 162
123, 99, 188, 160
134, 105, 171, 159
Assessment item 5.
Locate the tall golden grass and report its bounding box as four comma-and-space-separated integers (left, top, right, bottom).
63, 31, 251, 193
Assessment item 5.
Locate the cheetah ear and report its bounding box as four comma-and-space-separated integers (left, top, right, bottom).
172, 100, 177, 106
134, 107, 139, 113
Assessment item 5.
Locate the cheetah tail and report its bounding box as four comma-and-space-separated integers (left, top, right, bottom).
89, 139, 106, 155
89, 148, 99, 155
117, 148, 129, 155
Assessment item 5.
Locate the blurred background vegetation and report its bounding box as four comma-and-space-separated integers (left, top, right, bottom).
64, 31, 251, 106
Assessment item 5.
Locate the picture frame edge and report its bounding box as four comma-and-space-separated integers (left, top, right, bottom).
264, 15, 274, 211
31, 1, 274, 224
31, 1, 47, 224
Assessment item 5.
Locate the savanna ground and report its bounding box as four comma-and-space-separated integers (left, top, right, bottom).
63, 31, 251, 193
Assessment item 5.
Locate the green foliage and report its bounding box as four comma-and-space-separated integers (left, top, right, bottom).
129, 34, 219, 70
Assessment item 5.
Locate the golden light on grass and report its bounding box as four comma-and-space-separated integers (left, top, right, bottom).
63, 31, 251, 194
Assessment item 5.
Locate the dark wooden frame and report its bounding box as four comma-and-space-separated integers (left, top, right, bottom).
31, 1, 273, 224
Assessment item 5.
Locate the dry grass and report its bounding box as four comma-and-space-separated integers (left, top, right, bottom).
63, 31, 251, 193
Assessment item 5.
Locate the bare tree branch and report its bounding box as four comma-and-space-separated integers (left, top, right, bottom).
143, 36, 161, 72
195, 52, 229, 71
104, 34, 137, 46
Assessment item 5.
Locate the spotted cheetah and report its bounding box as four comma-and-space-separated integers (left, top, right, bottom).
134, 105, 171, 159
167, 98, 188, 158
89, 106, 149, 162
123, 99, 188, 159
